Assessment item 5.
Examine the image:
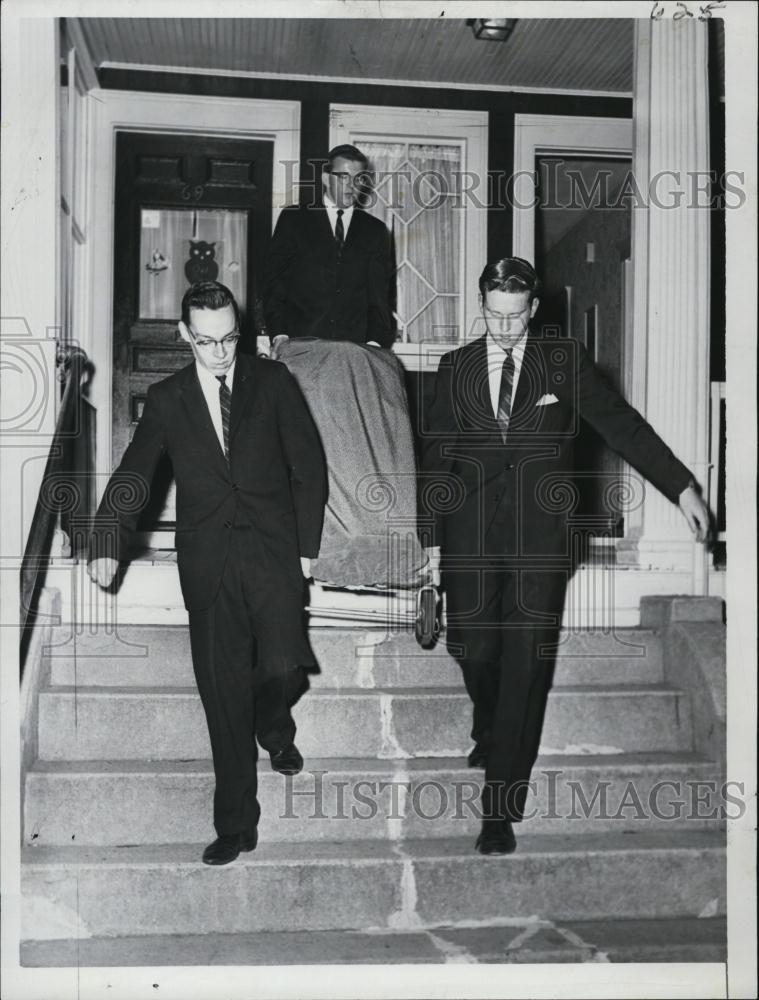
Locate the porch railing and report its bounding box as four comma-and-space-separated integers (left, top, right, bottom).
20, 345, 95, 645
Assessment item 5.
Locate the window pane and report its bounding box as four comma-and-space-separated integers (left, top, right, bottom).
139, 208, 247, 320
407, 296, 459, 344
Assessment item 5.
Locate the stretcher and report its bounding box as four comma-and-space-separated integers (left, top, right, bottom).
273, 337, 441, 646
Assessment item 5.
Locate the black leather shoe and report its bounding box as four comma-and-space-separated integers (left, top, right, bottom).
467, 743, 488, 768
475, 820, 517, 855
270, 743, 304, 775
202, 829, 258, 866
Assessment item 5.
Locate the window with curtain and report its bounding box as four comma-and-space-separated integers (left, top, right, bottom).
360, 141, 463, 344
330, 105, 488, 367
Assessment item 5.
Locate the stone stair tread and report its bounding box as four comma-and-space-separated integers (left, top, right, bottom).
47, 624, 664, 642
19, 915, 726, 967
43, 682, 683, 697
28, 749, 718, 774
22, 828, 725, 867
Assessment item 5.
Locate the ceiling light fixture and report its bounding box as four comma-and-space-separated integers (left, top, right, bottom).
467, 18, 517, 42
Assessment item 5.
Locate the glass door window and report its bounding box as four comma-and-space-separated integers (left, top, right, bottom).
139, 207, 248, 320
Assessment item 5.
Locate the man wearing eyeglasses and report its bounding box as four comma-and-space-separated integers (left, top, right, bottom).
262, 143, 394, 352
88, 280, 327, 865
420, 257, 711, 857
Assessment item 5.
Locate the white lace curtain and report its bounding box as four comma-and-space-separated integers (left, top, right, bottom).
361, 141, 461, 343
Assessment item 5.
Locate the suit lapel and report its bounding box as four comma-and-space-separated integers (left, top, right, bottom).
509, 333, 545, 433
343, 207, 365, 249
229, 353, 258, 443
315, 205, 339, 255
179, 365, 228, 470
456, 336, 504, 438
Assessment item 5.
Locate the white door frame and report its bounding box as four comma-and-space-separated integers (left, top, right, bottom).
85, 89, 300, 490
512, 113, 633, 264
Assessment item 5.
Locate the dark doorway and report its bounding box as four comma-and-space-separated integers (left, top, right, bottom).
534, 155, 632, 553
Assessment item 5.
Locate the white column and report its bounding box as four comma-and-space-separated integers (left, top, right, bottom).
626, 18, 711, 588
1, 16, 60, 562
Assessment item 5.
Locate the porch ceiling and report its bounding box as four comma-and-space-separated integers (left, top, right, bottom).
74, 17, 634, 94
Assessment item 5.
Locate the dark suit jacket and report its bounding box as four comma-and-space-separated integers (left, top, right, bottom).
89, 353, 327, 611
420, 333, 692, 561
262, 204, 394, 348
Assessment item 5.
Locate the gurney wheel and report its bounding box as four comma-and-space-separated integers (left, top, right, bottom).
415, 585, 440, 649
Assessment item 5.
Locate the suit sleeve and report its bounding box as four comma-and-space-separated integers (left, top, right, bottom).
418, 352, 459, 548
274, 365, 327, 558
88, 384, 166, 564
569, 341, 692, 503
262, 209, 297, 341
366, 221, 395, 349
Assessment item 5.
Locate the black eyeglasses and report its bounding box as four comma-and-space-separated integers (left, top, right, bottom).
189, 329, 240, 350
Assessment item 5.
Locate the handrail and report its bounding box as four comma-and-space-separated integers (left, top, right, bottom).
20, 345, 94, 637
708, 381, 726, 548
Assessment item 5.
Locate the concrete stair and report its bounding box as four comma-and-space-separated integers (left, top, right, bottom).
22, 621, 727, 964
25, 753, 723, 845
21, 915, 728, 967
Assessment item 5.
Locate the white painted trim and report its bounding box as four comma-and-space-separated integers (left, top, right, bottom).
97, 61, 633, 100
85, 88, 301, 490
329, 103, 488, 362
64, 18, 99, 94
512, 113, 633, 266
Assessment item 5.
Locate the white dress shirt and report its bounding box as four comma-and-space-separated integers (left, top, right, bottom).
195, 359, 236, 453
323, 192, 355, 238
486, 332, 528, 419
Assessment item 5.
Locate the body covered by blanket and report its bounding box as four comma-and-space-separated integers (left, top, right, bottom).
277, 338, 427, 588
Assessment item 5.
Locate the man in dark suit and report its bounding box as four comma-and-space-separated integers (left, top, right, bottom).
88, 281, 327, 865
420, 257, 710, 856
262, 143, 394, 352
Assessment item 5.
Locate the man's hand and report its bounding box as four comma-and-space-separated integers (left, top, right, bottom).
88, 557, 119, 589
256, 335, 271, 358
300, 557, 312, 580
678, 482, 711, 543
424, 546, 441, 588
270, 334, 290, 361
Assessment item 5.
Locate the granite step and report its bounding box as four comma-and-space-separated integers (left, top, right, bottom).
20, 915, 727, 967
20, 831, 726, 939
45, 625, 664, 690
24, 753, 725, 845
37, 684, 693, 761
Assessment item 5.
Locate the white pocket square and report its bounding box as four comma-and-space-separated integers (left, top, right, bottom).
536, 393, 559, 406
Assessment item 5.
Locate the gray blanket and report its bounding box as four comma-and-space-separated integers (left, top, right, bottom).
278, 339, 427, 588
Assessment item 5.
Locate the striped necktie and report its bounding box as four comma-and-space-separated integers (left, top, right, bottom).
216, 374, 231, 461
335, 209, 345, 251
496, 348, 515, 443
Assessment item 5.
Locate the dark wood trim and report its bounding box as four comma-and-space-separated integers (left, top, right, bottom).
97, 68, 633, 119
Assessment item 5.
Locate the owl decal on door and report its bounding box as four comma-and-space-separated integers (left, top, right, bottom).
184, 240, 219, 283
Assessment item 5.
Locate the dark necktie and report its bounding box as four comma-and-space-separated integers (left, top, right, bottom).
216, 374, 231, 461
496, 348, 515, 443
335, 209, 345, 251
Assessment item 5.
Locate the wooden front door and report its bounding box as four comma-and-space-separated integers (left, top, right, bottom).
112, 131, 273, 536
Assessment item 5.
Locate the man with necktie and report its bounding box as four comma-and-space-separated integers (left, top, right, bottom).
420, 257, 710, 856
88, 281, 327, 865
262, 143, 394, 352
